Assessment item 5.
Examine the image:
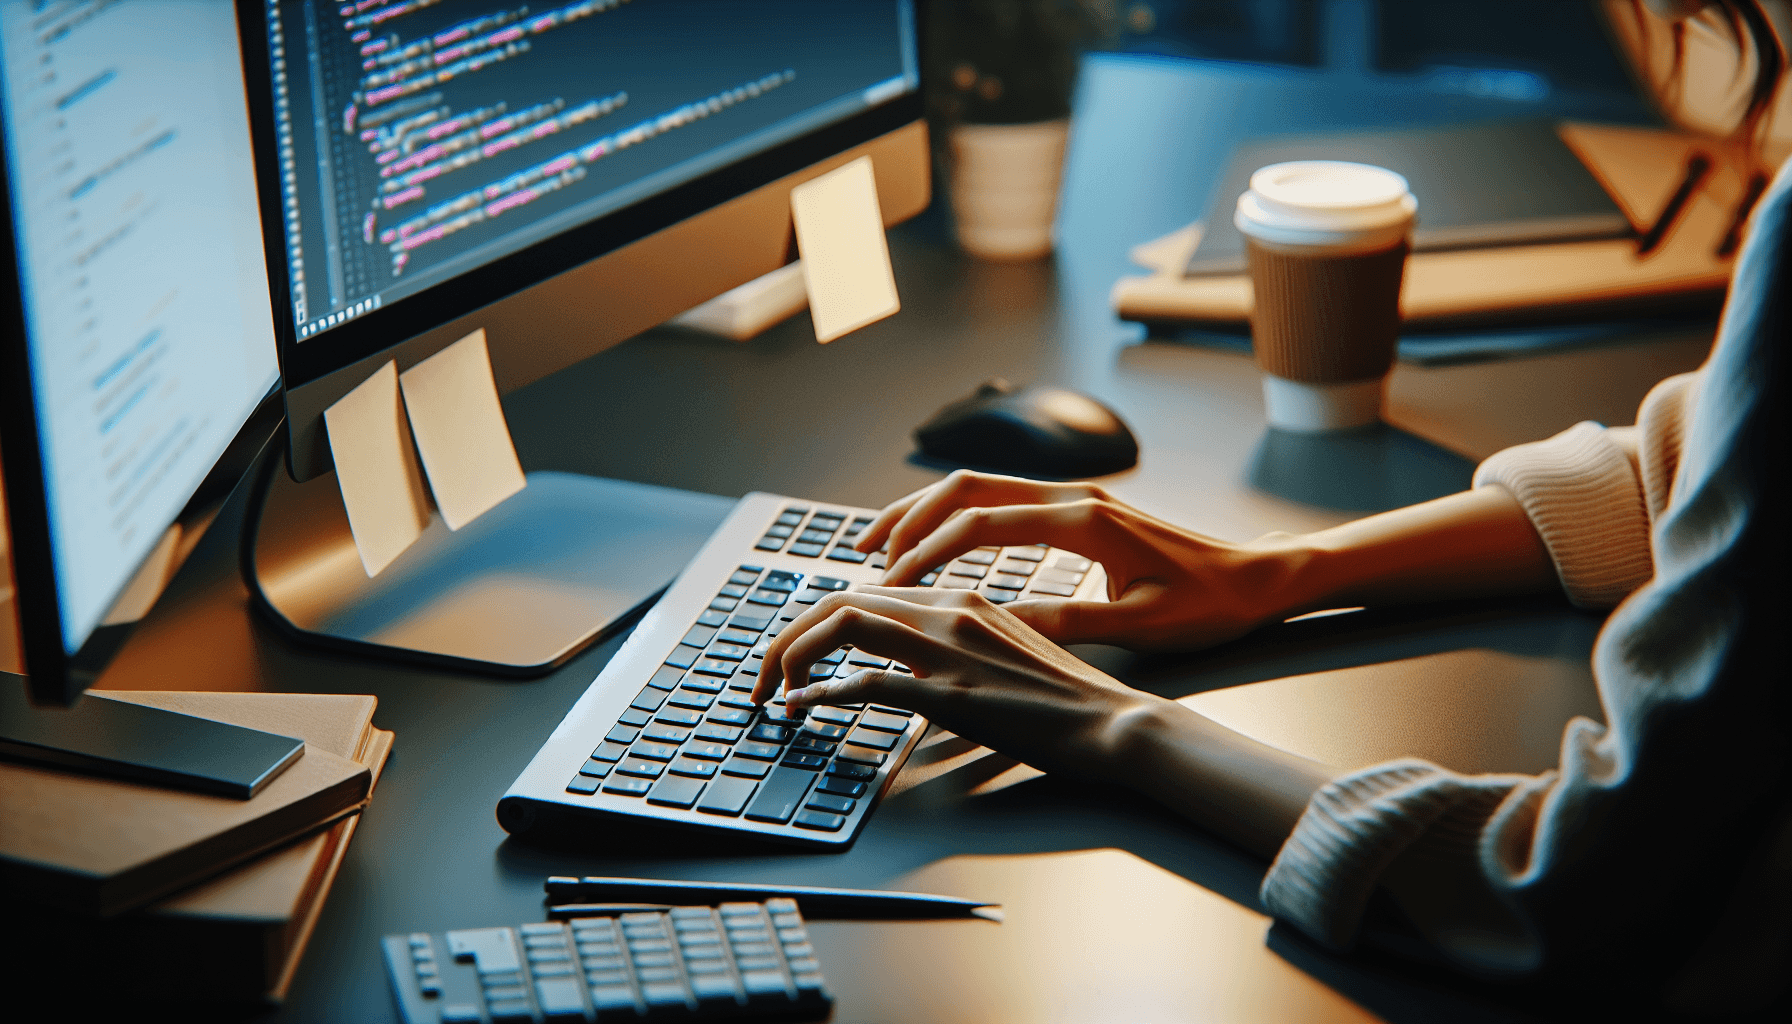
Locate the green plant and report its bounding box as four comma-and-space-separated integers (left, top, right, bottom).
925, 0, 1115, 125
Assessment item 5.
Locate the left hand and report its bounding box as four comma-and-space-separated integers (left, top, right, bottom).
750, 586, 1172, 781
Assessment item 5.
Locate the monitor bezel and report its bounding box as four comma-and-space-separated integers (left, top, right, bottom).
236, 0, 926, 393
0, 124, 69, 698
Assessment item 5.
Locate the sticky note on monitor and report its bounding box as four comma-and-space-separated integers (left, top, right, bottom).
399, 329, 527, 531
324, 361, 432, 577
790, 155, 899, 343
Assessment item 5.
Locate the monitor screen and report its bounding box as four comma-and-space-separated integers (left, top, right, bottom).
0, 0, 280, 656
235, 0, 928, 673
264, 0, 918, 343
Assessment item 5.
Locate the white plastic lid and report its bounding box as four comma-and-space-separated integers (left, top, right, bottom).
1235, 161, 1417, 248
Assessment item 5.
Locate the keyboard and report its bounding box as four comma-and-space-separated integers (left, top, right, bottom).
383, 899, 831, 1023
497, 492, 1106, 849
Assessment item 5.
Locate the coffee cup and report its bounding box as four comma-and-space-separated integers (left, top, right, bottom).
1235, 161, 1416, 431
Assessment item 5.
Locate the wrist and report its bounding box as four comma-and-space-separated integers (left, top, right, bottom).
1233, 532, 1330, 624
1098, 695, 1335, 858
1093, 694, 1191, 780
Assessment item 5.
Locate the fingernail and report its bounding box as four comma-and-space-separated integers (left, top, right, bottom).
784, 686, 807, 706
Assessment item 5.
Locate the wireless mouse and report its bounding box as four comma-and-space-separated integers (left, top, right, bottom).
914, 379, 1139, 479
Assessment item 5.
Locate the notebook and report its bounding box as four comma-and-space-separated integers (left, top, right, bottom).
6, 690, 393, 1004
1112, 124, 1738, 333
0, 690, 375, 916
1183, 120, 1634, 276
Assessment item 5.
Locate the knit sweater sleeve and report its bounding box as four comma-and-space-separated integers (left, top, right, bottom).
1470, 367, 1701, 609
1470, 382, 1684, 609
1258, 159, 1792, 992
1257, 386, 1701, 965
1258, 365, 1704, 970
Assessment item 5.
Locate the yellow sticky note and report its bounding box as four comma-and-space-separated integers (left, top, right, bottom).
399, 329, 527, 531
324, 361, 432, 577
790, 156, 899, 343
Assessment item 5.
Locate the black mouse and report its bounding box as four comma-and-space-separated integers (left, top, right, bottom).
915, 379, 1139, 479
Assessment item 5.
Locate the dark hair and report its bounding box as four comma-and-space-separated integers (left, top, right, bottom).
1631, 0, 1786, 160
1709, 0, 1783, 153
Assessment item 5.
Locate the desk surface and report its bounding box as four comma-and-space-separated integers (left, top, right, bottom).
93, 56, 1711, 1023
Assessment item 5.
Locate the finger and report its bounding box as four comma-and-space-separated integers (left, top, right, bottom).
879, 471, 1049, 568
774, 603, 939, 705
851, 583, 995, 605
853, 481, 939, 553
752, 590, 945, 702
857, 469, 1051, 555
786, 667, 924, 712
1003, 587, 1164, 645
883, 501, 1106, 586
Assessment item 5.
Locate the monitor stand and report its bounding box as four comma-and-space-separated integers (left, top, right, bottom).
243, 454, 735, 677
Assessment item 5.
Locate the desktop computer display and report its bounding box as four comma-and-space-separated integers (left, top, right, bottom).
270, 0, 914, 342
246, 0, 926, 480
0, 0, 280, 704
237, 0, 932, 678
0, 1, 312, 797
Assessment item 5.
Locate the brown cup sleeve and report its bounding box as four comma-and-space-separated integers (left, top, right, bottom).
1246, 238, 1409, 384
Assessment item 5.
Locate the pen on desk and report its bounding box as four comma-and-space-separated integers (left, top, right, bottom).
1636, 151, 1712, 256
544, 876, 1004, 921
1715, 171, 1768, 258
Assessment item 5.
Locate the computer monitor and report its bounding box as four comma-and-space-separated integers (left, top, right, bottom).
0, 1, 313, 795
236, 0, 929, 673
0, 1, 282, 706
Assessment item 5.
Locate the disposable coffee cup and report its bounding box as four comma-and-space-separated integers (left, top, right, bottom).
1235, 161, 1416, 431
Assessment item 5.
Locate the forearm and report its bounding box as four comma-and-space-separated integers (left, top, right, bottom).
1108, 490, 1550, 855
1113, 700, 1336, 859
1265, 486, 1557, 618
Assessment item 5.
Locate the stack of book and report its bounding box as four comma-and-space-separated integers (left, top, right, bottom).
0, 689, 393, 1005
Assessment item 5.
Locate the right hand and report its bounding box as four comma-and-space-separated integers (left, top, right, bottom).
853, 471, 1308, 652
750, 585, 1174, 784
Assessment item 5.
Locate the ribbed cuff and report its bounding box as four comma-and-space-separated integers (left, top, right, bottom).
1635, 372, 1697, 521
1260, 759, 1450, 950
1262, 760, 1537, 953
1473, 422, 1654, 609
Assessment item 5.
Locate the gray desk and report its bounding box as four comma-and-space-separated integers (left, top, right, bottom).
94, 56, 1709, 1022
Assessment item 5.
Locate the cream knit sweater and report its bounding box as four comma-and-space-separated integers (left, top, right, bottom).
1259, 161, 1791, 1002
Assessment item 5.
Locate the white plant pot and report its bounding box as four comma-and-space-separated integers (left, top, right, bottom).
948, 119, 1070, 261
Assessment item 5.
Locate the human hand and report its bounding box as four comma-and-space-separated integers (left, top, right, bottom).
750, 586, 1173, 782
855, 470, 1307, 651
854, 471, 1109, 566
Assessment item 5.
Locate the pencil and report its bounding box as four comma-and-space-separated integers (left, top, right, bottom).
1636, 152, 1712, 256
544, 876, 1003, 921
